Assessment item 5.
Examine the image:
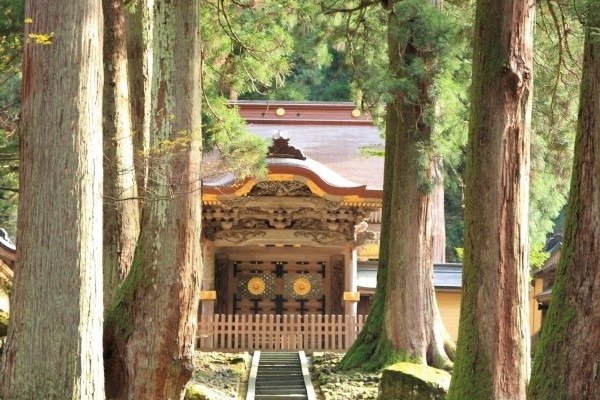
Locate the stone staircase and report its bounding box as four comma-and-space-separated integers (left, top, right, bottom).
247, 351, 315, 400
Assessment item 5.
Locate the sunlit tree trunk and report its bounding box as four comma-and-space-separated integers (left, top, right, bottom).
431, 157, 446, 263
447, 0, 534, 398
103, 0, 140, 309
340, 0, 454, 371
104, 0, 202, 398
125, 0, 153, 197
0, 1, 105, 398
528, 6, 600, 399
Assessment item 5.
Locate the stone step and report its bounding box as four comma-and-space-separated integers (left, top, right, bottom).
247, 351, 315, 400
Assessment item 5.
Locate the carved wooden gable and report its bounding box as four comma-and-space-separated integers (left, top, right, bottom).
248, 181, 314, 197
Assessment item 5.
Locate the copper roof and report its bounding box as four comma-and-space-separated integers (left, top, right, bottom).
233, 100, 373, 125
203, 154, 382, 200
204, 101, 385, 195
244, 124, 384, 189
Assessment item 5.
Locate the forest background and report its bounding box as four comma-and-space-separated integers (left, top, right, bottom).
0, 0, 583, 265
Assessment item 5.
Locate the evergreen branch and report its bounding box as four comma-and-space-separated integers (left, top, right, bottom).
0, 55, 21, 90
547, 0, 564, 116
0, 186, 18, 193
0, 110, 18, 134
322, 0, 378, 14
216, 0, 261, 61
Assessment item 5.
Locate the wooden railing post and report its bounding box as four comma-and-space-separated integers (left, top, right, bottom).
196, 313, 368, 352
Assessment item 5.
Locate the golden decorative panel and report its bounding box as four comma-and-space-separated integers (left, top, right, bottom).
293, 277, 312, 296
248, 277, 266, 296
236, 273, 276, 299
283, 273, 322, 300
200, 290, 217, 300
343, 291, 361, 302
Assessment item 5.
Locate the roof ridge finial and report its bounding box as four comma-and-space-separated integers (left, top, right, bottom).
267, 131, 306, 160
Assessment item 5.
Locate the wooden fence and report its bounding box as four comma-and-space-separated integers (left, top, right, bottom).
198, 314, 367, 352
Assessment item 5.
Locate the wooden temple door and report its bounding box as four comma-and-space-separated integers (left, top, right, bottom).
231, 258, 327, 316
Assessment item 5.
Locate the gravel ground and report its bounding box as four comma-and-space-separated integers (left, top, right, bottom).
190, 351, 380, 400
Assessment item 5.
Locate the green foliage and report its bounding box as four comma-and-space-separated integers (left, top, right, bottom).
0, 0, 22, 236
529, 0, 584, 249
200, 0, 311, 179
0, 310, 8, 337
454, 247, 464, 262
202, 96, 268, 179
390, 0, 458, 87
529, 242, 550, 270
201, 0, 296, 98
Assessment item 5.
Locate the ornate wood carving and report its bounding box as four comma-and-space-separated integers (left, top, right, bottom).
249, 181, 314, 197
304, 197, 340, 212
292, 218, 325, 230
294, 230, 344, 245
331, 257, 344, 315
217, 230, 267, 244
202, 219, 222, 240
203, 194, 379, 244
241, 218, 269, 229
268, 133, 306, 160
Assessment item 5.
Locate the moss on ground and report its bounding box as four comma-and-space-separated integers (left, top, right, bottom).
184, 384, 208, 400
377, 362, 450, 400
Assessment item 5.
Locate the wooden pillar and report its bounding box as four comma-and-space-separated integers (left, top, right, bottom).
199, 241, 216, 349
200, 241, 216, 317
343, 243, 359, 317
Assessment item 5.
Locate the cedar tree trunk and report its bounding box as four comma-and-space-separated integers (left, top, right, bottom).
340, 0, 454, 371
103, 0, 140, 309
104, 0, 202, 398
0, 1, 105, 398
125, 0, 153, 197
446, 0, 534, 398
528, 7, 600, 399
431, 157, 446, 263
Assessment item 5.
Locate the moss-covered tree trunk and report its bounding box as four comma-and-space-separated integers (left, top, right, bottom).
527, 6, 600, 399
104, 0, 203, 398
340, 0, 454, 371
0, 1, 105, 398
446, 0, 534, 398
103, 0, 140, 309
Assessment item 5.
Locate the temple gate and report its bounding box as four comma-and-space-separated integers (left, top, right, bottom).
198, 135, 382, 350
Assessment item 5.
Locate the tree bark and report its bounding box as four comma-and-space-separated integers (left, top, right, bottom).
103, 0, 140, 309
528, 7, 600, 399
446, 0, 534, 398
125, 0, 153, 198
104, 0, 202, 398
340, 0, 454, 371
0, 1, 105, 398
431, 157, 446, 263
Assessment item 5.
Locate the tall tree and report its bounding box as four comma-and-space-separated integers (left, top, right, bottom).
0, 0, 105, 398
124, 0, 153, 197
446, 0, 534, 398
103, 0, 140, 309
340, 0, 455, 371
431, 158, 446, 262
104, 0, 202, 397
528, 2, 600, 398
